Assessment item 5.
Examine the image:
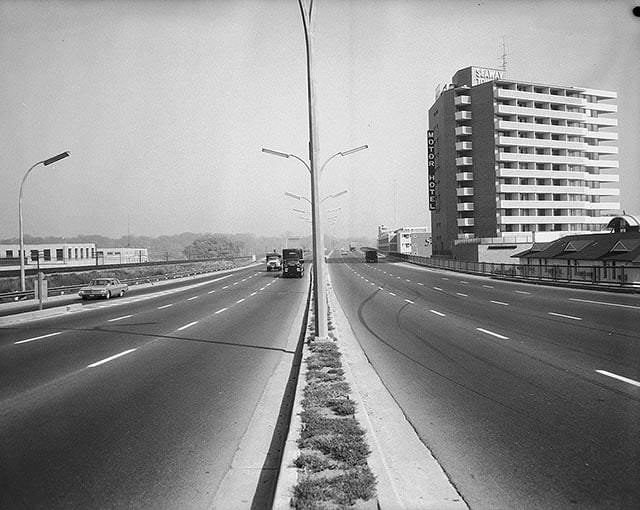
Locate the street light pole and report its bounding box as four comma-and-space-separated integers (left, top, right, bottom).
19, 151, 70, 292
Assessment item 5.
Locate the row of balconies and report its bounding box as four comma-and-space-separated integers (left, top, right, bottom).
496, 88, 587, 107
497, 200, 620, 210
455, 111, 472, 121
497, 152, 619, 167
497, 184, 620, 196
496, 168, 620, 183
498, 215, 613, 225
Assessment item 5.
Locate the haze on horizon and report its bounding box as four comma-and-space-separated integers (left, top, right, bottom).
1, 0, 638, 241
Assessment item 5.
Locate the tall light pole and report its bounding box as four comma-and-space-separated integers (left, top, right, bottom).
19, 151, 70, 292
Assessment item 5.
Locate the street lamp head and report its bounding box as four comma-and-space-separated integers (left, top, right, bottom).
43, 151, 71, 166
331, 190, 348, 199
262, 147, 290, 159
284, 191, 301, 200
340, 145, 368, 157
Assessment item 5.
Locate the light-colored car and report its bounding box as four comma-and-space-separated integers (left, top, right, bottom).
79, 278, 128, 300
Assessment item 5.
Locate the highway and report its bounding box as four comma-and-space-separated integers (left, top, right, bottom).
0, 264, 308, 509
329, 252, 640, 509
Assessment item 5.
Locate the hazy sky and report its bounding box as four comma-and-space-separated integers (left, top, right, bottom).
1, 0, 638, 240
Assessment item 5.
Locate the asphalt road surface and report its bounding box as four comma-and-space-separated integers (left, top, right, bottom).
329, 252, 639, 509
0, 265, 308, 509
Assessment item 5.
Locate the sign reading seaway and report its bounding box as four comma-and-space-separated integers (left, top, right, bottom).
472, 67, 504, 86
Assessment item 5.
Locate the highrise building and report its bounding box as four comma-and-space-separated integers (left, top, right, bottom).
428, 66, 620, 258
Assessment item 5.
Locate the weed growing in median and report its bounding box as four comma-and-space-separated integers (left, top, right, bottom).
292, 327, 376, 509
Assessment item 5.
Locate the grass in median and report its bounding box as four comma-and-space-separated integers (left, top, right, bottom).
292, 334, 376, 509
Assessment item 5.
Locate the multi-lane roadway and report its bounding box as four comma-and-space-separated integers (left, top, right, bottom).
330, 252, 639, 509
0, 265, 308, 509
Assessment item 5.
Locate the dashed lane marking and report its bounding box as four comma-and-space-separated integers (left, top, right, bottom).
177, 321, 198, 331
430, 310, 445, 317
477, 328, 509, 340
108, 314, 134, 322
404, 299, 414, 304
87, 349, 136, 368
569, 298, 640, 310
215, 307, 228, 314
548, 312, 582, 321
15, 332, 62, 345
490, 301, 509, 306
236, 298, 245, 304
187, 296, 199, 301
389, 292, 397, 297
158, 304, 174, 309
456, 293, 468, 297
433, 287, 443, 291
515, 290, 531, 295
596, 370, 640, 387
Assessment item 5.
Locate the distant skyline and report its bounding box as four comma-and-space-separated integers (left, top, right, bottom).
1, 0, 638, 240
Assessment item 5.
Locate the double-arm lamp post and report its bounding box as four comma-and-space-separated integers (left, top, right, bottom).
19, 151, 71, 292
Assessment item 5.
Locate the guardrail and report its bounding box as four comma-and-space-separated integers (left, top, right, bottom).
387, 252, 640, 291
0, 257, 254, 303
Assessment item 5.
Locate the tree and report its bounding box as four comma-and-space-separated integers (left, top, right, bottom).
183, 235, 242, 259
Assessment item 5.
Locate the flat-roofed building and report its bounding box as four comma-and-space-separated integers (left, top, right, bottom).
429, 66, 620, 260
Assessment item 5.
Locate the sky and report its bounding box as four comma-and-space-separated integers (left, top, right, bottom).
1, 0, 638, 241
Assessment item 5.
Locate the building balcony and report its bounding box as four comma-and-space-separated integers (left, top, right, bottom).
455, 141, 472, 151
497, 120, 587, 137
455, 126, 472, 136
456, 172, 473, 181
586, 102, 617, 113
496, 167, 619, 183
454, 95, 471, 106
584, 130, 618, 141
497, 152, 586, 165
457, 202, 475, 211
497, 104, 585, 122
456, 157, 473, 166
583, 159, 618, 168
496, 88, 587, 107
497, 136, 587, 151
585, 116, 617, 127
457, 218, 475, 227
455, 111, 472, 121
586, 144, 618, 155
457, 187, 474, 196
499, 215, 611, 225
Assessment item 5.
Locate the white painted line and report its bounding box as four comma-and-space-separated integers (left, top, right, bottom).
250, 292, 257, 296
157, 304, 174, 309
378, 287, 384, 290
177, 321, 198, 331
87, 349, 136, 368
490, 300, 509, 306
371, 283, 376, 286
459, 281, 469, 284
596, 370, 640, 387
404, 299, 414, 304
406, 279, 411, 282
260, 287, 266, 291
483, 285, 494, 289
242, 279, 247, 282
515, 290, 531, 295
417, 282, 424, 286
207, 290, 216, 294
236, 298, 245, 304
108, 314, 133, 322
477, 328, 509, 340
187, 296, 199, 301
433, 287, 443, 291
441, 277, 449, 281
456, 293, 468, 297
569, 298, 640, 310
548, 312, 582, 321
430, 310, 445, 317
15, 331, 62, 345
233, 282, 239, 285
222, 285, 229, 289
215, 307, 228, 314
389, 292, 397, 297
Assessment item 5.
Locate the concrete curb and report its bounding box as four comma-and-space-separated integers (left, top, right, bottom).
212, 275, 311, 509
326, 273, 468, 510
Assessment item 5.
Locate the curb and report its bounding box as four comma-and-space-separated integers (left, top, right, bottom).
326, 273, 468, 510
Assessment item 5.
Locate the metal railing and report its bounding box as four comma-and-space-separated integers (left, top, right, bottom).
387, 252, 640, 291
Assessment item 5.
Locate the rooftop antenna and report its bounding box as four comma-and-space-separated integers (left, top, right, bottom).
498, 36, 508, 74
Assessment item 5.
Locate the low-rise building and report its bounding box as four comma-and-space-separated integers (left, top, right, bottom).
378, 226, 432, 257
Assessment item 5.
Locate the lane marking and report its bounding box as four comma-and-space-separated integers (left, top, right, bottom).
388, 292, 397, 297
490, 300, 509, 306
233, 282, 239, 285
477, 328, 509, 340
187, 296, 199, 301
548, 312, 582, 321
404, 299, 414, 304
236, 298, 245, 304
417, 282, 424, 286
430, 310, 446, 317
177, 321, 198, 331
87, 349, 136, 368
515, 290, 531, 295
460, 281, 469, 284
15, 331, 62, 345
456, 292, 468, 297
250, 292, 257, 296
222, 285, 229, 289
596, 370, 640, 388
569, 298, 640, 310
433, 287, 443, 291
406, 279, 411, 282
215, 307, 228, 314
208, 290, 216, 294
483, 285, 494, 289
441, 277, 449, 281
108, 314, 134, 322
157, 304, 174, 309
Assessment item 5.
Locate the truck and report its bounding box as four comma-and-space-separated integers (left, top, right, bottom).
364, 250, 378, 263
265, 252, 282, 272
281, 248, 304, 278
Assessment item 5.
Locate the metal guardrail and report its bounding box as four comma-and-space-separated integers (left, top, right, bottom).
387, 252, 640, 291
0, 257, 253, 303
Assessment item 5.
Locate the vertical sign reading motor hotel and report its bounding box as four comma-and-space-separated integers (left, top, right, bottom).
427, 130, 436, 210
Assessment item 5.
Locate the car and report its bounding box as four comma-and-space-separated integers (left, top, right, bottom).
78, 278, 128, 300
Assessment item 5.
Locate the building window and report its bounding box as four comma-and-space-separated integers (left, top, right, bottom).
31, 250, 39, 261
68, 248, 72, 259
6, 250, 13, 258
56, 249, 64, 261
43, 249, 51, 261
74, 248, 78, 259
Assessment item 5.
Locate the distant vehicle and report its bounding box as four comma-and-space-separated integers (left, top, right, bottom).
266, 252, 282, 272
349, 242, 357, 252
79, 278, 128, 300
364, 250, 378, 263
282, 248, 304, 278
